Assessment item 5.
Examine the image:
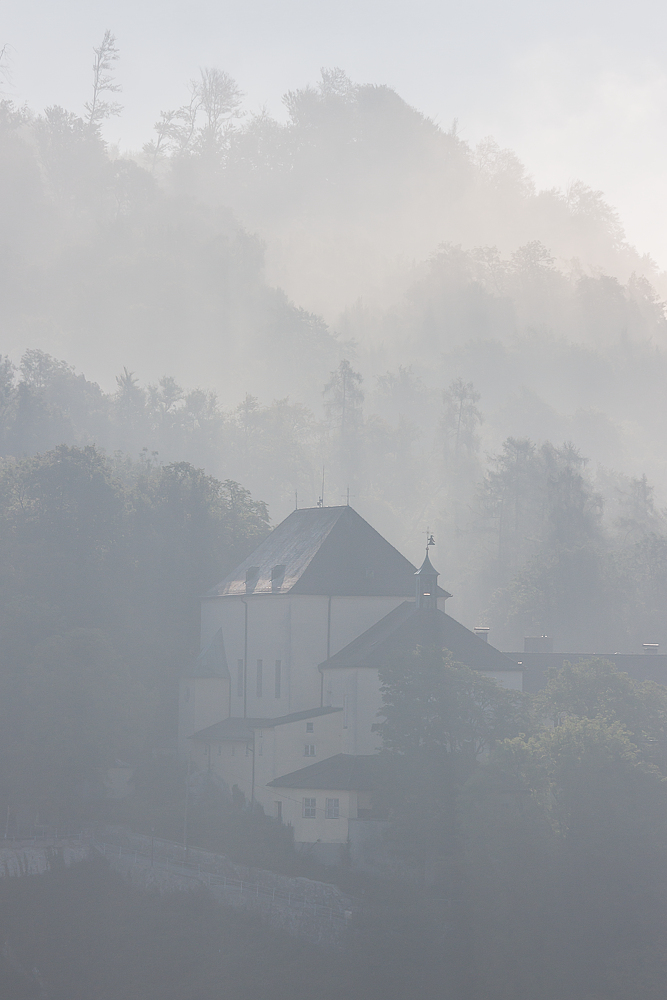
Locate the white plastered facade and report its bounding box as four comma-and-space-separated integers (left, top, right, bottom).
189, 710, 344, 815
180, 506, 521, 846
198, 592, 408, 720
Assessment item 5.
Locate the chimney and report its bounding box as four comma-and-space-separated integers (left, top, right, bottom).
643, 643, 659, 654
524, 636, 554, 653
245, 566, 260, 593
474, 627, 490, 642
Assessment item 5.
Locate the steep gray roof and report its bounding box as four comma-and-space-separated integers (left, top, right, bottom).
268, 753, 378, 790
320, 602, 520, 673
189, 707, 342, 743
206, 505, 451, 599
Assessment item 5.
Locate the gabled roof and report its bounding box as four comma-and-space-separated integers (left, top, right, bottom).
189, 707, 342, 743
205, 505, 451, 599
188, 628, 230, 679
268, 754, 378, 790
319, 602, 520, 673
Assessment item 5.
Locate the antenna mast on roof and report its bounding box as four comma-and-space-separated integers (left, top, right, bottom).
295, 491, 298, 510
317, 467, 325, 507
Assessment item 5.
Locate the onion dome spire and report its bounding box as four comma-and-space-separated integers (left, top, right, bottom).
415, 543, 439, 610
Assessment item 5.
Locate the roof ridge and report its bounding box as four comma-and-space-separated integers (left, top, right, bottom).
320, 604, 518, 672
206, 505, 436, 599
190, 706, 343, 741
267, 753, 378, 790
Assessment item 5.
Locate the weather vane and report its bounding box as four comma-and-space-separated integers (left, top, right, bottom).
426, 528, 435, 548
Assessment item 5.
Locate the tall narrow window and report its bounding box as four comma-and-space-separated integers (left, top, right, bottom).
256, 659, 263, 697
325, 798, 339, 819
236, 660, 243, 698
275, 801, 282, 821
274, 660, 281, 698
343, 694, 348, 729
303, 797, 316, 819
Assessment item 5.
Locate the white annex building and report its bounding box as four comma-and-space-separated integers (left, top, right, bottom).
178, 505, 522, 848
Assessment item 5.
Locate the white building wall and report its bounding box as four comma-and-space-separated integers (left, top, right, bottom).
178, 677, 229, 753
287, 597, 330, 711
199, 593, 413, 723
257, 713, 343, 788
253, 713, 343, 811
202, 594, 327, 718
328, 597, 407, 655
192, 739, 253, 801
324, 668, 383, 754
191, 711, 345, 814
201, 595, 241, 652
274, 788, 357, 844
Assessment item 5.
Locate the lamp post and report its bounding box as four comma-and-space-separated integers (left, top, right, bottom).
250, 731, 255, 809
183, 753, 191, 856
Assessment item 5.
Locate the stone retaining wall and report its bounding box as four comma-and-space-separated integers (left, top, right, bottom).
0, 830, 354, 949
0, 840, 87, 877
95, 826, 354, 948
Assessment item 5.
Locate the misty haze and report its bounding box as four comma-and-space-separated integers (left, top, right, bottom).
2, 10, 667, 1000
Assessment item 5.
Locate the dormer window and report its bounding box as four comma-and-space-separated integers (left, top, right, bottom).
271, 564, 286, 591
245, 566, 260, 593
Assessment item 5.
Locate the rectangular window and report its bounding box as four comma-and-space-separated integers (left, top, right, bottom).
306, 722, 314, 733
303, 797, 316, 819
325, 798, 339, 819
275, 801, 282, 821
304, 744, 316, 757
256, 659, 263, 697
237, 660, 243, 698
275, 660, 281, 698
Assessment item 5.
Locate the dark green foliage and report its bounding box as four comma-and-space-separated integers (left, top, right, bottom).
0, 855, 466, 1000
122, 758, 298, 873
460, 660, 667, 998
460, 717, 667, 999
378, 644, 527, 759
371, 652, 667, 998
0, 857, 349, 1000
0, 445, 268, 826
375, 645, 529, 870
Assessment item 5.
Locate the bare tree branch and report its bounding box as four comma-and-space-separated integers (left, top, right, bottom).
84, 29, 122, 129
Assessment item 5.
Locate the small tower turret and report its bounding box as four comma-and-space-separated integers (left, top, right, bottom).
415, 549, 439, 610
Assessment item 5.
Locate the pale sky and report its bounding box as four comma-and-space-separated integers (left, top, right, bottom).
4, 0, 667, 266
